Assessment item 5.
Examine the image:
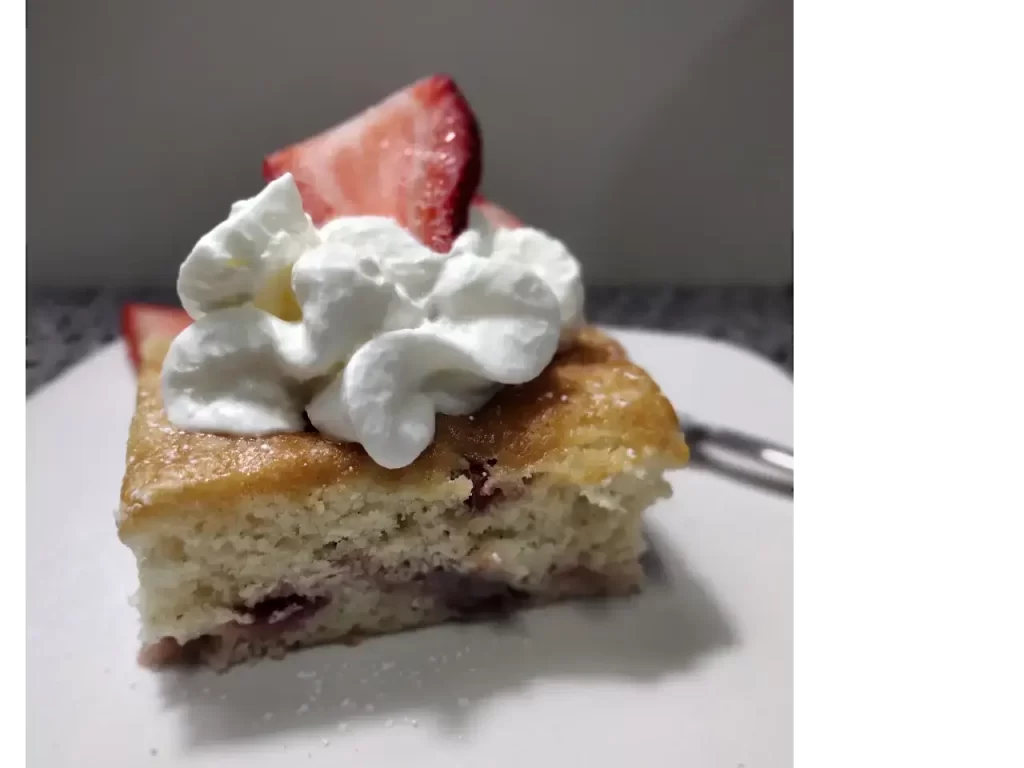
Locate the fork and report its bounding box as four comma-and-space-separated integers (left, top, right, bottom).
677, 413, 793, 495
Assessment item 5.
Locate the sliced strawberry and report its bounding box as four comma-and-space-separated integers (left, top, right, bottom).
263, 74, 482, 253
121, 303, 192, 369
472, 195, 523, 229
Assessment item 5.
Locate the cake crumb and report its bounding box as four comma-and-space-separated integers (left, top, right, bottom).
385, 718, 394, 728
297, 703, 310, 715
322, 738, 330, 747
380, 661, 395, 671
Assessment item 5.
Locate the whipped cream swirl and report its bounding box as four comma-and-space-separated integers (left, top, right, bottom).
161, 174, 584, 468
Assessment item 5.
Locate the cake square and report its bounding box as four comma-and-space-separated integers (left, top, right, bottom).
118, 327, 688, 668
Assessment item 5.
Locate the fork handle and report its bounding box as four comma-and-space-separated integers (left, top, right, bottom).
683, 421, 794, 492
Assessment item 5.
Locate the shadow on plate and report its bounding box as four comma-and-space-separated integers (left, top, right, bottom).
157, 525, 737, 748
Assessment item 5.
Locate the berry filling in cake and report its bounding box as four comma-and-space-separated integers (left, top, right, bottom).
138, 560, 622, 670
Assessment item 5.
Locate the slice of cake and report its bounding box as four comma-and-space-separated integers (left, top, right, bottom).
120, 326, 687, 669
116, 74, 689, 668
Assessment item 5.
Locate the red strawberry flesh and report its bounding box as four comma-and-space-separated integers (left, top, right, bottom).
263, 74, 481, 253
121, 303, 192, 369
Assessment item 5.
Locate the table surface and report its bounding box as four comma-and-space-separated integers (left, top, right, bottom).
26, 285, 793, 395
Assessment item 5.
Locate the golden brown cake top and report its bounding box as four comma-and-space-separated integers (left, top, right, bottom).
119, 326, 688, 533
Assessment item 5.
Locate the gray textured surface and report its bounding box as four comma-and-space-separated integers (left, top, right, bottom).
26, 286, 793, 395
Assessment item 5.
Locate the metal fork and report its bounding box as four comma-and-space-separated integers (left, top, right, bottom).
677, 413, 794, 495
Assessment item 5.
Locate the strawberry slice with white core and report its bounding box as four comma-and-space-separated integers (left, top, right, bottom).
263, 74, 482, 253
121, 303, 192, 369
472, 195, 523, 229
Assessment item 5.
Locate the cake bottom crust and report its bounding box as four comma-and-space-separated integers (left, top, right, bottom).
139, 561, 641, 670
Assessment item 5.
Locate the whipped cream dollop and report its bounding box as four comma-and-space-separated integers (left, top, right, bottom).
161, 174, 584, 468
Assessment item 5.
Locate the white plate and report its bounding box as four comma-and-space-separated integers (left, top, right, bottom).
27, 329, 793, 767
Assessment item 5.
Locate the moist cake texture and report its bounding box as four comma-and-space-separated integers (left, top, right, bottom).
118, 327, 689, 669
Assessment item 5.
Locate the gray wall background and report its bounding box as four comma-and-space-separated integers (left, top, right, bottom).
27, 0, 792, 287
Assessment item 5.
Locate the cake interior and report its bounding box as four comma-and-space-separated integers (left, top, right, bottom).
127, 458, 673, 669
